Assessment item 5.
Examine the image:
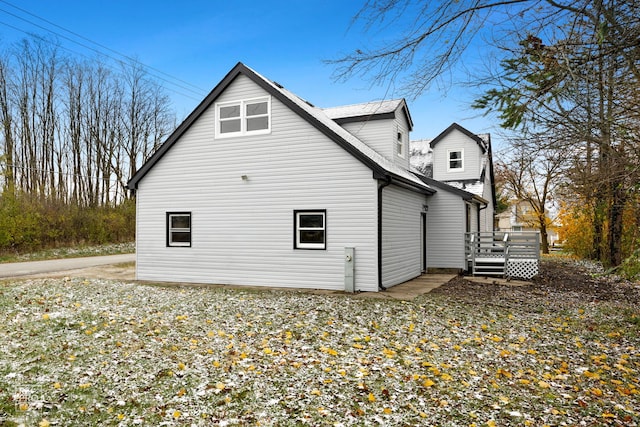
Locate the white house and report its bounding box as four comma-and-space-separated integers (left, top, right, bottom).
127, 63, 496, 292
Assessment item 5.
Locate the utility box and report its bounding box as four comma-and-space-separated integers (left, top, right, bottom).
344, 247, 355, 293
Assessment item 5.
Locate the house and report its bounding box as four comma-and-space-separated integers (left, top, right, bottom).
410, 124, 497, 270
127, 62, 496, 292
496, 199, 560, 246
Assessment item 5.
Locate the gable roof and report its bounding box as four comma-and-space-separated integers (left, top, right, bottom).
430, 122, 488, 153
323, 99, 413, 129
128, 62, 432, 194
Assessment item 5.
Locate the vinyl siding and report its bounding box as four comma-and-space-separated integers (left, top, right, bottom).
425, 189, 466, 270
381, 184, 427, 287
136, 75, 378, 291
340, 120, 392, 160
432, 128, 484, 182
480, 169, 495, 232
338, 111, 410, 170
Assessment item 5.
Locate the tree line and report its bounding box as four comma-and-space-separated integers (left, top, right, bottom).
0, 36, 175, 253
0, 36, 174, 205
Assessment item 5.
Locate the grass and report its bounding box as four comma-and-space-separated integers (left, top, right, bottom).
0, 242, 134, 263
0, 275, 638, 426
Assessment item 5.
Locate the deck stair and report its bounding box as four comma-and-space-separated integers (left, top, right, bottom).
465, 232, 540, 279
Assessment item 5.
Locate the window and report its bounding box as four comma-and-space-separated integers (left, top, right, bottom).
294, 210, 326, 250
396, 131, 405, 158
447, 149, 463, 171
216, 97, 270, 137
167, 212, 191, 247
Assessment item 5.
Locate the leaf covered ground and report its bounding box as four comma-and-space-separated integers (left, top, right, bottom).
1, 260, 639, 426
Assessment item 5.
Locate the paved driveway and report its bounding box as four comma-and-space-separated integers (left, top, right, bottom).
0, 254, 135, 279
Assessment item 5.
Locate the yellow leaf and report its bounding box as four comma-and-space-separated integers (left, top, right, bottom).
538, 380, 550, 389
487, 421, 497, 427
368, 392, 376, 402
310, 389, 321, 396
39, 420, 51, 427
173, 410, 181, 419
215, 382, 225, 390
383, 407, 392, 414
423, 379, 435, 387
42, 313, 50, 320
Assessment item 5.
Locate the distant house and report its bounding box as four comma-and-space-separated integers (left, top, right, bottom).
128, 63, 496, 291
496, 200, 560, 245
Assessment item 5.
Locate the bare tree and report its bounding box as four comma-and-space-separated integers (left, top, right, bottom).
496, 139, 566, 253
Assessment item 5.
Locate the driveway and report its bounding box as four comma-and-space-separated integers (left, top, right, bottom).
0, 254, 136, 279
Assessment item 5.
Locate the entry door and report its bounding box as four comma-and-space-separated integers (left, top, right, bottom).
420, 212, 427, 272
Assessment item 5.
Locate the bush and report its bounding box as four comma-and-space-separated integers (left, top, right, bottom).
618, 248, 640, 281
0, 191, 135, 255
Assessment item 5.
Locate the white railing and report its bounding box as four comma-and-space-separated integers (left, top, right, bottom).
465, 231, 540, 279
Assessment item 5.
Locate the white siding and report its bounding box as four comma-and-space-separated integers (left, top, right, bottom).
340, 119, 392, 160
432, 128, 484, 182
480, 169, 495, 232
381, 184, 427, 287
425, 189, 467, 270
338, 110, 411, 170
136, 75, 378, 291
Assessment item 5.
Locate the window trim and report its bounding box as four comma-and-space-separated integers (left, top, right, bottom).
215, 96, 271, 138
396, 130, 405, 158
294, 210, 326, 250
447, 149, 464, 172
167, 212, 192, 247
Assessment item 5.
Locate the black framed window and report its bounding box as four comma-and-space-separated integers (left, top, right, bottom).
167, 212, 191, 247
294, 210, 326, 250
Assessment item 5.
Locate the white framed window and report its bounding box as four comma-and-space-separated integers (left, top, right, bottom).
447, 149, 464, 171
294, 210, 326, 250
167, 212, 191, 247
215, 96, 271, 138
396, 130, 405, 158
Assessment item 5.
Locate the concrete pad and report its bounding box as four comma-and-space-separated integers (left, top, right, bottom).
352, 273, 458, 301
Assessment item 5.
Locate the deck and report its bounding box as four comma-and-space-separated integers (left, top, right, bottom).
465, 232, 540, 279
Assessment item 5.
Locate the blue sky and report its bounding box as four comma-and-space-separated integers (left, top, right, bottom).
0, 0, 498, 143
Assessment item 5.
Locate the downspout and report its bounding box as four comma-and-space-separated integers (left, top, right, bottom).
378, 176, 392, 291
478, 201, 488, 231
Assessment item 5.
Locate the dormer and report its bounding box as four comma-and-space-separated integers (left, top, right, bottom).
430, 123, 488, 182
323, 99, 413, 170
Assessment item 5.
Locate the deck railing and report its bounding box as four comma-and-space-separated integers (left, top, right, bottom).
465, 231, 540, 279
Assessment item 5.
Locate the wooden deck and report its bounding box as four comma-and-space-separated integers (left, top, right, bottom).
465, 232, 540, 279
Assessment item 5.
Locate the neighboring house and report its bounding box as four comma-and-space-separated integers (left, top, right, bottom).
496, 200, 560, 245
128, 62, 496, 292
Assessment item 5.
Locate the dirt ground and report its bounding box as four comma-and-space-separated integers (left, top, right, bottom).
431, 258, 640, 308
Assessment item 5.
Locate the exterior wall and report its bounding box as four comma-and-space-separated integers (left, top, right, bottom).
381, 184, 427, 287
425, 189, 467, 270
136, 75, 379, 291
480, 169, 495, 232
431, 128, 484, 182
338, 110, 411, 170
340, 119, 392, 161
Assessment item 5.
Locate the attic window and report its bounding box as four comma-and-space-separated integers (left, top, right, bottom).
216, 97, 271, 138
447, 149, 463, 171
396, 131, 405, 158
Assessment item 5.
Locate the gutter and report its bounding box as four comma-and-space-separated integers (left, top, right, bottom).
377, 176, 392, 291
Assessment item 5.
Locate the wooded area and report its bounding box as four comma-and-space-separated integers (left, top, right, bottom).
0, 36, 174, 253
334, 0, 640, 268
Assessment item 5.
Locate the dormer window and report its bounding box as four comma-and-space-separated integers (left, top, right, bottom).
396, 131, 405, 158
215, 96, 271, 138
447, 149, 463, 171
